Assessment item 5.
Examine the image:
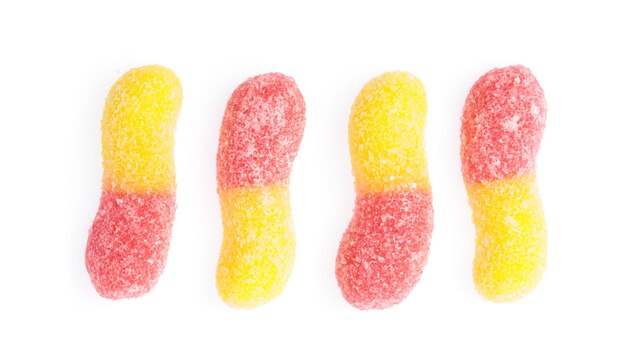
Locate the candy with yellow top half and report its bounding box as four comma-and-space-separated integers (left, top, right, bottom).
216, 73, 306, 308
336, 71, 433, 310
461, 65, 547, 302
86, 65, 182, 299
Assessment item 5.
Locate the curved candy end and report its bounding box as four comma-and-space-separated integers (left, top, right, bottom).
85, 192, 176, 299
217, 72, 306, 189
469, 174, 547, 302
336, 191, 433, 310
461, 65, 546, 184
216, 186, 296, 309
102, 64, 182, 194
349, 71, 429, 193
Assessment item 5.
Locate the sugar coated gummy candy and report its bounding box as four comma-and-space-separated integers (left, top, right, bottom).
461, 65, 547, 302
335, 71, 433, 310
86, 65, 182, 299
216, 73, 306, 308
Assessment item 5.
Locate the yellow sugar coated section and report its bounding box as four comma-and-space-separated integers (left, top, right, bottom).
102, 65, 182, 193
468, 173, 547, 302
350, 71, 430, 193
216, 185, 295, 308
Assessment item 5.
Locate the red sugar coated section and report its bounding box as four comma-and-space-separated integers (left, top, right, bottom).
461, 65, 546, 183
217, 73, 306, 188
86, 192, 176, 299
336, 191, 433, 310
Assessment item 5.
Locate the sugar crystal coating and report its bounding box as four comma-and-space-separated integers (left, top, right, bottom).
468, 175, 546, 301
461, 65, 547, 302
216, 73, 305, 308
86, 65, 181, 299
349, 71, 429, 193
461, 65, 546, 184
217, 186, 295, 308
101, 65, 182, 193
86, 192, 175, 299
336, 71, 433, 310
336, 191, 433, 309
217, 73, 306, 188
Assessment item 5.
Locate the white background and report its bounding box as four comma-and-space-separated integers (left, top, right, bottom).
1, 0, 624, 358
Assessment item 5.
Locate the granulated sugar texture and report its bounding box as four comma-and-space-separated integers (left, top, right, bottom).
336, 71, 433, 310
86, 65, 182, 299
216, 73, 306, 308
461, 65, 547, 302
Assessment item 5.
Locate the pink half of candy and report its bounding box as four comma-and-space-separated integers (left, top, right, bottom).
85, 192, 175, 299
217, 73, 306, 189
461, 65, 547, 183
336, 190, 433, 310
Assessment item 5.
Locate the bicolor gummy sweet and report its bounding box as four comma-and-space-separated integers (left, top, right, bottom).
336, 71, 433, 310
85, 65, 182, 299
216, 73, 306, 308
461, 65, 547, 302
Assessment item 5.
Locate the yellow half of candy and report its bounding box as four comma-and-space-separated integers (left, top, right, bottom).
349, 71, 430, 194
216, 185, 295, 308
101, 65, 182, 194
467, 173, 547, 302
